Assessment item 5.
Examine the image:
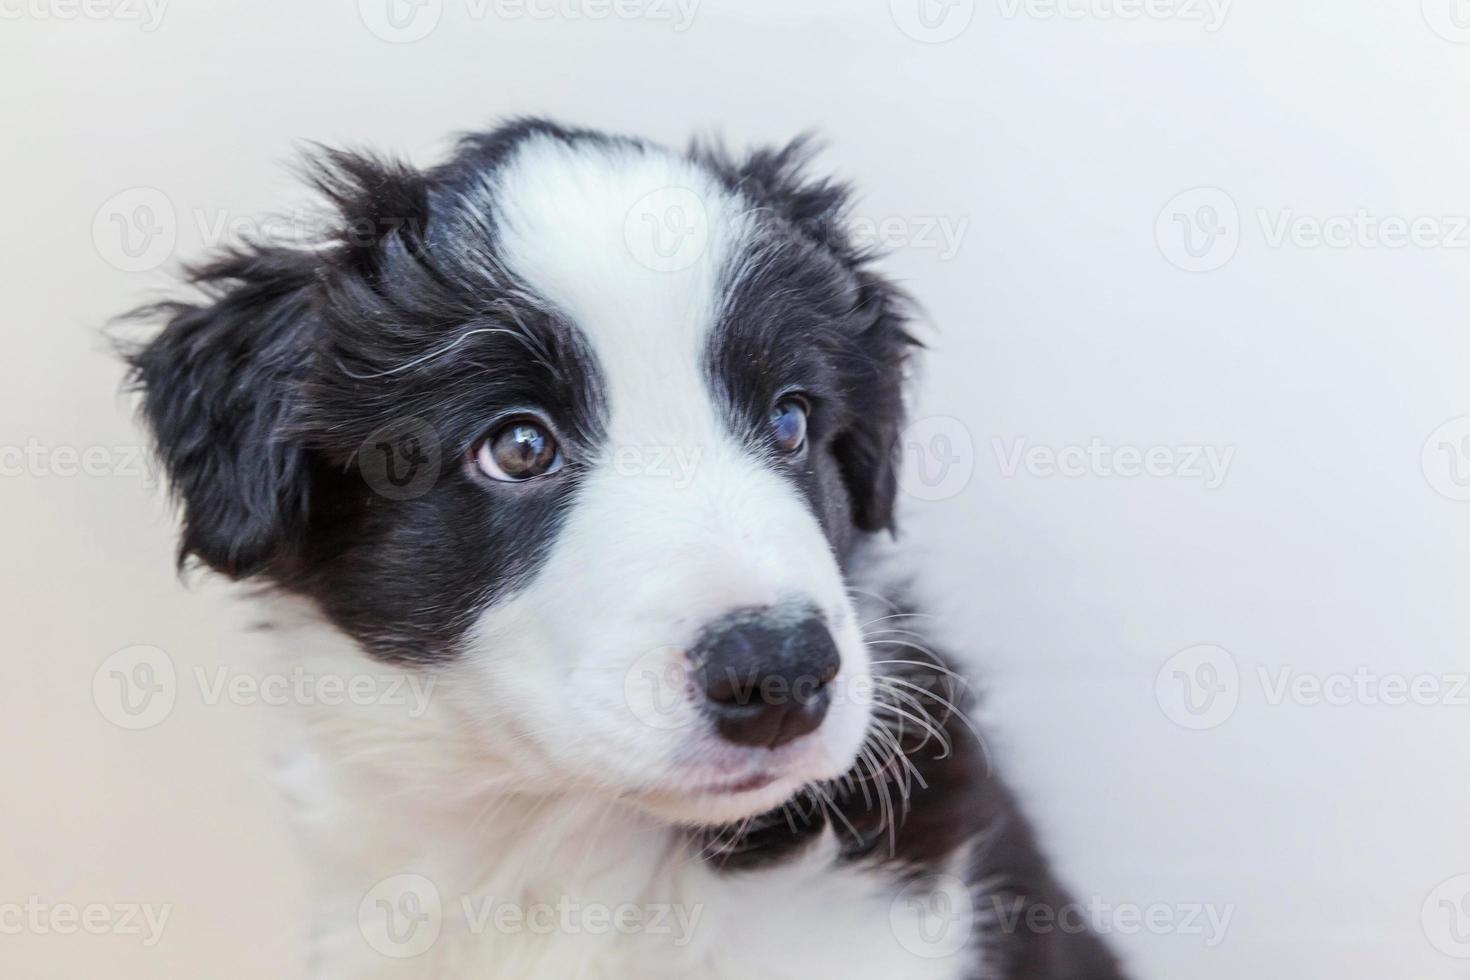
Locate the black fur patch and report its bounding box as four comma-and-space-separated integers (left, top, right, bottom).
696, 137, 914, 537
124, 123, 612, 662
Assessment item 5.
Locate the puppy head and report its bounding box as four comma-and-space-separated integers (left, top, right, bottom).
126, 119, 914, 825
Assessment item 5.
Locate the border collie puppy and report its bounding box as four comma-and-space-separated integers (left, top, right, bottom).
122, 118, 1123, 980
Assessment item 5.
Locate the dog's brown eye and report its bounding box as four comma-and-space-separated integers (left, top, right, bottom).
474, 419, 562, 482
769, 396, 809, 453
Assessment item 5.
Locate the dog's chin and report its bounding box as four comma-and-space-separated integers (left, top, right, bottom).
626, 740, 863, 828
633, 773, 812, 828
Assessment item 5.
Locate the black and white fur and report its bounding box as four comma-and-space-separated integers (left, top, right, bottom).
122, 119, 1124, 979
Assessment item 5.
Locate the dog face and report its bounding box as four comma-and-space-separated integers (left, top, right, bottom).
127, 120, 913, 825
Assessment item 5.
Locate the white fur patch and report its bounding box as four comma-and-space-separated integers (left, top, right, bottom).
450, 134, 872, 824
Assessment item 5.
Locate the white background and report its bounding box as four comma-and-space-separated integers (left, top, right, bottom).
4, 1, 1470, 977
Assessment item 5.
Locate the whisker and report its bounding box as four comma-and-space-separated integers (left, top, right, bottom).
871, 697, 952, 761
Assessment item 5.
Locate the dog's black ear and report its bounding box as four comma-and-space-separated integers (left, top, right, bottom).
124, 247, 318, 578
693, 135, 917, 533
831, 267, 911, 534
122, 148, 433, 577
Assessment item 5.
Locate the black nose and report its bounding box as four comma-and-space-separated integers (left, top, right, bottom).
690, 607, 841, 750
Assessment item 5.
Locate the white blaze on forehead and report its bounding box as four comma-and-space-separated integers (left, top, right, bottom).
487, 134, 754, 447
480, 132, 859, 657
460, 136, 871, 798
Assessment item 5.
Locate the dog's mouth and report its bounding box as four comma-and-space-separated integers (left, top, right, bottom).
625, 734, 851, 826
689, 771, 782, 795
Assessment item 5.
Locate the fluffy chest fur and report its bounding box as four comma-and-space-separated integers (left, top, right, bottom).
273, 603, 983, 980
